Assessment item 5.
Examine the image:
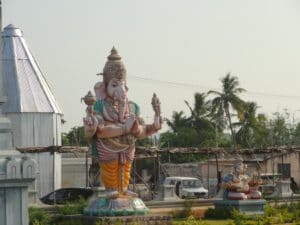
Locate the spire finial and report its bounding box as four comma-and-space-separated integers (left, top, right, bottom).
108, 46, 121, 61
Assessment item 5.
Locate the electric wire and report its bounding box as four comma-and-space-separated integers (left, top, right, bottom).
128, 75, 300, 100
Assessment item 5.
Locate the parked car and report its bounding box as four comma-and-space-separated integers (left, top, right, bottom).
40, 187, 94, 205
163, 176, 208, 199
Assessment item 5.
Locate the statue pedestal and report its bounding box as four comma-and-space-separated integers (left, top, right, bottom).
84, 196, 149, 216
265, 180, 293, 199
90, 186, 106, 198
213, 199, 266, 215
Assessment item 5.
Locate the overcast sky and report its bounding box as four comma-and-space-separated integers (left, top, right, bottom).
3, 0, 300, 132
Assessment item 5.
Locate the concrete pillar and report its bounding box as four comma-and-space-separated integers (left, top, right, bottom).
0, 153, 37, 225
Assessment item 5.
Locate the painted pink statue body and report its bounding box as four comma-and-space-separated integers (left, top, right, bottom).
83, 48, 162, 199
84, 78, 161, 140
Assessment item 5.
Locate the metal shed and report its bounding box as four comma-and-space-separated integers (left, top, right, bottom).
0, 24, 63, 197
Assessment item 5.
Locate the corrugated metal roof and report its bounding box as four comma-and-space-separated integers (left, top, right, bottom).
0, 24, 63, 114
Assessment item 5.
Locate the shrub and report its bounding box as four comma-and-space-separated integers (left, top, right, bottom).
55, 220, 85, 225
264, 204, 277, 217
231, 209, 248, 225
173, 200, 193, 218
191, 209, 205, 219
56, 197, 88, 215
204, 207, 232, 219
29, 207, 51, 225
175, 216, 209, 225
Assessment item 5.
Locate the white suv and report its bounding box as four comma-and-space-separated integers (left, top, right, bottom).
163, 176, 208, 199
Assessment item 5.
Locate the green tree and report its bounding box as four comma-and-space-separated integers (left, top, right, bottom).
206, 95, 227, 147
252, 113, 269, 147
62, 126, 87, 146
160, 92, 220, 163
166, 111, 189, 132
184, 92, 210, 121
136, 137, 152, 147
234, 102, 256, 148
185, 92, 216, 146
163, 92, 217, 149
234, 102, 268, 148
268, 112, 291, 146
61, 132, 70, 145
208, 73, 245, 149
160, 127, 200, 148
292, 122, 300, 145
163, 110, 198, 147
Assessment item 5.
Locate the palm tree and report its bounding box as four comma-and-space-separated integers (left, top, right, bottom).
208, 73, 245, 148
253, 113, 269, 147
184, 92, 210, 121
166, 111, 189, 132
234, 102, 259, 148
184, 92, 218, 146
269, 112, 290, 146
163, 110, 201, 148
208, 106, 227, 147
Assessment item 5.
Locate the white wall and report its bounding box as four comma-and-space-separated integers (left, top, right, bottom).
2, 112, 62, 197
5, 112, 62, 147
62, 157, 90, 188
23, 152, 62, 198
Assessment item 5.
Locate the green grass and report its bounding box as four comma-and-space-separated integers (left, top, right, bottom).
197, 219, 233, 225
173, 218, 233, 225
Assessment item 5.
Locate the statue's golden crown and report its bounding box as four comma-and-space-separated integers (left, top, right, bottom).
101, 47, 127, 84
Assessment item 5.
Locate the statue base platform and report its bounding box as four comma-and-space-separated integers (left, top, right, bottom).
84, 196, 149, 216
213, 199, 266, 215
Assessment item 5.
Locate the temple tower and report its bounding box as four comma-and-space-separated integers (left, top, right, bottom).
0, 24, 63, 197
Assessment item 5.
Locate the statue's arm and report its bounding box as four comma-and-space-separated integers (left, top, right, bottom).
96, 124, 127, 138
96, 114, 136, 139
83, 113, 126, 139
83, 114, 98, 141
132, 115, 161, 139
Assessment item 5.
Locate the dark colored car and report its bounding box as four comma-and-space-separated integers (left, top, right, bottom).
40, 187, 94, 205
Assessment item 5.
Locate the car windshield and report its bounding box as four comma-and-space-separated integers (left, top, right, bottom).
48, 190, 65, 200
182, 180, 202, 188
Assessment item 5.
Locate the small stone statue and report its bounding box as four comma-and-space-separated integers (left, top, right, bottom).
222, 159, 262, 200
151, 93, 163, 124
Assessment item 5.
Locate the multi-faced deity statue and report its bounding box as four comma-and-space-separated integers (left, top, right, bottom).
222, 159, 262, 200
83, 47, 162, 199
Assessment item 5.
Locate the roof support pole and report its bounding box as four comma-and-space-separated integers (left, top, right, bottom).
0, 0, 4, 104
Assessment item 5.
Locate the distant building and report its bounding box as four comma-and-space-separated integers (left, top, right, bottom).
0, 24, 63, 198
198, 148, 300, 182
159, 147, 300, 196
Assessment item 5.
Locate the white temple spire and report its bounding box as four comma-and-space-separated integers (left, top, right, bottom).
1, 24, 63, 114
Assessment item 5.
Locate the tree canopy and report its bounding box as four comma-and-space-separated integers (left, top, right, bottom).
62, 73, 300, 163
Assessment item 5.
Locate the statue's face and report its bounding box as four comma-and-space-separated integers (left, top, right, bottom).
106, 78, 127, 102
236, 165, 243, 174
235, 163, 247, 174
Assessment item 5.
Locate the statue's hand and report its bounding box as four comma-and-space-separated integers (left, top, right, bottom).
238, 184, 249, 193
124, 114, 136, 134
131, 118, 143, 136
83, 115, 98, 132
232, 177, 240, 183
